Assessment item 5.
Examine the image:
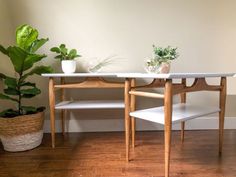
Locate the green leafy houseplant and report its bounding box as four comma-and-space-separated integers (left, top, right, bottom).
0, 24, 53, 118
50, 44, 81, 60
146, 45, 179, 73
50, 44, 81, 73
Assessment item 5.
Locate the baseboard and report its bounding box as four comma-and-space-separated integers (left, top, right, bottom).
43, 117, 236, 133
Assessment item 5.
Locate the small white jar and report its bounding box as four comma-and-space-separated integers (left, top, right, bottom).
61, 60, 76, 73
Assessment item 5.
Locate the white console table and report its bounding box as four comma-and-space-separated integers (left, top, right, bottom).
42, 72, 234, 177
116, 72, 234, 177
42, 73, 126, 148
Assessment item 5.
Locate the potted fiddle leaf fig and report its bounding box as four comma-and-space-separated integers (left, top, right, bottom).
50, 44, 81, 73
0, 24, 53, 152
145, 45, 179, 73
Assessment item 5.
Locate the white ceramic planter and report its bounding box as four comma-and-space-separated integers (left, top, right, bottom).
61, 60, 76, 73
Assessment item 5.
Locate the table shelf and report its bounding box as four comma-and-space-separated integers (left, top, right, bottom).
55, 100, 124, 110
130, 103, 220, 124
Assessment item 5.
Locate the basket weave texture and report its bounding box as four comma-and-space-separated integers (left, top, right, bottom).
0, 112, 44, 137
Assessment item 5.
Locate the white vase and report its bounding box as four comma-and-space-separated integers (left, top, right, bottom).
61, 60, 76, 73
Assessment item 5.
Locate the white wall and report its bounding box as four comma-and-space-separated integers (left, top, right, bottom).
1, 0, 236, 131
0, 0, 15, 110
0, 0, 14, 73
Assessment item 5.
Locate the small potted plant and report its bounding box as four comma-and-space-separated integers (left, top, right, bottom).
50, 44, 81, 73
145, 45, 179, 73
0, 24, 53, 152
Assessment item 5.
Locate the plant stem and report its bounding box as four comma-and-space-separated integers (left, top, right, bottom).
17, 73, 22, 115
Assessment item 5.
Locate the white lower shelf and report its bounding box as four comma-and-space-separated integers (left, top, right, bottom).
55, 100, 124, 109
130, 103, 220, 124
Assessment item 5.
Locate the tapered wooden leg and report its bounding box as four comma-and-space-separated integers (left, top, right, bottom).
219, 77, 226, 155
164, 79, 173, 177
181, 122, 185, 143
125, 78, 131, 162
180, 78, 186, 143
61, 110, 65, 135
49, 77, 56, 148
60, 77, 65, 136
131, 79, 136, 148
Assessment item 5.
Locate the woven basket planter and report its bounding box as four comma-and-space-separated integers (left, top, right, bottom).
0, 112, 44, 152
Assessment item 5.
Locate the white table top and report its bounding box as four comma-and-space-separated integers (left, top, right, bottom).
42, 72, 235, 79
116, 72, 235, 79
41, 73, 119, 77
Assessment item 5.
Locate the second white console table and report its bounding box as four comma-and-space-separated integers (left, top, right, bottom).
116, 72, 234, 177
42, 72, 234, 177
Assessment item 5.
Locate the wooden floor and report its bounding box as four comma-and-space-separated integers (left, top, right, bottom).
0, 130, 236, 177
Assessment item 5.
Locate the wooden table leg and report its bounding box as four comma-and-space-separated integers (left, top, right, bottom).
60, 77, 65, 136
181, 122, 185, 143
131, 78, 136, 148
125, 78, 131, 162
219, 77, 226, 155
49, 77, 56, 148
164, 79, 173, 177
180, 78, 186, 143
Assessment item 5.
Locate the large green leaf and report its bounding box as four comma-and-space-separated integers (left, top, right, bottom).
4, 77, 17, 89
20, 81, 36, 87
20, 87, 41, 94
21, 106, 37, 114
4, 88, 19, 95
23, 53, 47, 71
59, 44, 66, 49
0, 109, 19, 118
0, 44, 8, 55
20, 106, 45, 115
29, 38, 49, 53
0, 93, 18, 102
50, 47, 60, 53
21, 94, 36, 98
16, 24, 38, 51
22, 65, 53, 80
54, 55, 63, 60
7, 46, 28, 74
68, 49, 77, 58
59, 44, 67, 55
21, 87, 41, 98
61, 48, 67, 55
7, 46, 47, 74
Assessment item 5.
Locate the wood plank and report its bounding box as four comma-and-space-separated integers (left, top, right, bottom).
164, 79, 173, 177
129, 90, 164, 99
1, 131, 236, 177
124, 78, 131, 162
180, 78, 186, 143
49, 77, 56, 148
131, 78, 136, 149
130, 103, 220, 125
219, 77, 227, 155
60, 77, 66, 135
